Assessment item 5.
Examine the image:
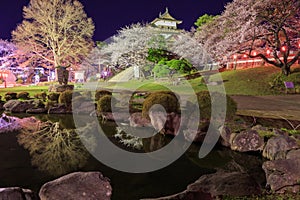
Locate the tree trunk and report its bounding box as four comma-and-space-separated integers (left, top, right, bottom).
281, 65, 291, 76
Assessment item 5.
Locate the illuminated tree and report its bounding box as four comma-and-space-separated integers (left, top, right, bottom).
196, 0, 300, 75
12, 0, 95, 79
0, 40, 16, 68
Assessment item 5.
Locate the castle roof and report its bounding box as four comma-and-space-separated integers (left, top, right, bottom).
151, 7, 182, 24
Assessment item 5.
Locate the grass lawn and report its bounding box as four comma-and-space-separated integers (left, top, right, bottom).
104, 65, 300, 96
0, 85, 49, 99
1, 65, 299, 99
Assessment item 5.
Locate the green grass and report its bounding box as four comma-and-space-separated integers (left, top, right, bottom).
1, 65, 299, 100
0, 85, 48, 99
104, 65, 300, 96
215, 65, 300, 95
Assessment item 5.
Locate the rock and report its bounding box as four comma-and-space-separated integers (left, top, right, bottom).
219, 126, 232, 147
262, 135, 298, 160
187, 171, 261, 197
262, 158, 300, 193
129, 112, 151, 127
142, 171, 261, 200
48, 104, 68, 114
39, 171, 112, 200
149, 111, 181, 135
230, 130, 265, 152
26, 107, 48, 114
0, 187, 36, 200
0, 114, 21, 133
3, 100, 35, 113
286, 149, 300, 160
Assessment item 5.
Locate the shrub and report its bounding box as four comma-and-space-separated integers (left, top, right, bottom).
5, 92, 17, 101
17, 92, 30, 99
34, 92, 47, 101
97, 94, 116, 113
16, 79, 23, 84
58, 90, 73, 108
47, 92, 60, 102
187, 91, 237, 121
142, 91, 180, 119
95, 90, 112, 101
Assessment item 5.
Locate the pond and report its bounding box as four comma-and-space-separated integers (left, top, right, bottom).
0, 114, 265, 200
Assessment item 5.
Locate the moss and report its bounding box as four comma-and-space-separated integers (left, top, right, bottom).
34, 92, 47, 101
58, 90, 73, 108
5, 92, 17, 101
17, 91, 30, 99
257, 130, 275, 139
142, 91, 180, 119
95, 90, 112, 101
97, 94, 116, 113
47, 92, 60, 102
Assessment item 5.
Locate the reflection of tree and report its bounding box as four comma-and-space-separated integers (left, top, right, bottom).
17, 120, 95, 176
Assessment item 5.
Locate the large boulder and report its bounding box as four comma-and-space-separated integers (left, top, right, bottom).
26, 107, 48, 114
129, 112, 151, 127
0, 187, 36, 200
262, 135, 299, 160
39, 171, 112, 200
142, 171, 261, 200
262, 158, 300, 193
3, 100, 35, 113
48, 104, 68, 114
230, 130, 265, 152
149, 111, 181, 135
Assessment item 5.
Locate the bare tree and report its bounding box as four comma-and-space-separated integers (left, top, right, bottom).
196, 0, 300, 75
12, 0, 95, 80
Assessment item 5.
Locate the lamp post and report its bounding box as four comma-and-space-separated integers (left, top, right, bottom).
233, 55, 237, 70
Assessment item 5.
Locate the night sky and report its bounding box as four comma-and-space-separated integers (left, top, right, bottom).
0, 0, 232, 41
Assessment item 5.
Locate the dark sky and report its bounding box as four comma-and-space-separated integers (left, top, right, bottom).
0, 0, 232, 41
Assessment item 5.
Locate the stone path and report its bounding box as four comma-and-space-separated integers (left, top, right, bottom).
231, 95, 300, 121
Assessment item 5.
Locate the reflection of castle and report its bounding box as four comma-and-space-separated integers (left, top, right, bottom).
150, 8, 183, 40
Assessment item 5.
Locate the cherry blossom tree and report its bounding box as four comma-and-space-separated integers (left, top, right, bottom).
0, 40, 16, 68
99, 24, 211, 77
196, 0, 300, 75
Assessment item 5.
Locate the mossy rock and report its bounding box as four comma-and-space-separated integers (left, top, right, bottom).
5, 92, 18, 101
95, 90, 112, 101
17, 92, 30, 100
58, 90, 73, 108
48, 92, 60, 102
97, 94, 117, 113
142, 91, 180, 119
34, 92, 47, 101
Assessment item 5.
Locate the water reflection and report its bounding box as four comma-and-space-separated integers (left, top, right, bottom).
17, 118, 92, 176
